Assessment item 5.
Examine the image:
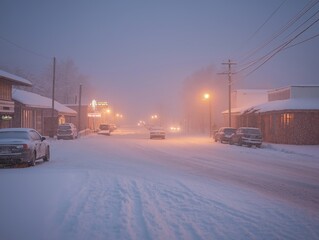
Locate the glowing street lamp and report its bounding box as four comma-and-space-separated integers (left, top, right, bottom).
203, 93, 212, 138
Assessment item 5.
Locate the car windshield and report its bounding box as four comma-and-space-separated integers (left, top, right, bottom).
0, 131, 29, 139
100, 125, 110, 130
58, 125, 71, 130
224, 128, 236, 134
151, 128, 164, 131
244, 128, 261, 134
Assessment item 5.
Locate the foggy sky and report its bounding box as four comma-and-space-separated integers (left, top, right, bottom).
1, 0, 318, 124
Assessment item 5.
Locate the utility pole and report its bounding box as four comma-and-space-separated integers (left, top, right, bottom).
78, 84, 82, 134
221, 59, 236, 127
209, 99, 212, 137
50, 57, 56, 138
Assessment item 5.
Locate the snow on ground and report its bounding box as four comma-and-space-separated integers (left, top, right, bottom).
0, 127, 319, 240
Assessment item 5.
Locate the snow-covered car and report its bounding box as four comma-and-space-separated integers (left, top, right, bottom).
57, 123, 78, 140
109, 124, 117, 132
229, 127, 263, 147
0, 128, 50, 166
214, 127, 236, 143
150, 127, 165, 139
98, 124, 111, 136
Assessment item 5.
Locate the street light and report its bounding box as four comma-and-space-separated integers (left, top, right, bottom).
203, 93, 212, 138
91, 99, 97, 131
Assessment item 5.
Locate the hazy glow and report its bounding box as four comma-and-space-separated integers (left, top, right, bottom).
0, 1, 318, 127
91, 99, 97, 111
170, 126, 181, 132
203, 93, 210, 100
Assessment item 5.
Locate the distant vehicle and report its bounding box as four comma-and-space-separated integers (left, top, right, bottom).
0, 128, 50, 167
169, 126, 181, 132
57, 123, 78, 140
150, 127, 165, 139
229, 127, 263, 147
98, 124, 111, 136
214, 127, 237, 143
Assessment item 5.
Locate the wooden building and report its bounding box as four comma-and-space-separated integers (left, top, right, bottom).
0, 70, 32, 128
239, 86, 319, 145
12, 89, 77, 136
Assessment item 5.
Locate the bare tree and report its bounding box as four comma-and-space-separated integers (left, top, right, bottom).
181, 65, 228, 133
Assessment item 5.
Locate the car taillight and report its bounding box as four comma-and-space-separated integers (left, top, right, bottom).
19, 144, 29, 149
11, 144, 28, 153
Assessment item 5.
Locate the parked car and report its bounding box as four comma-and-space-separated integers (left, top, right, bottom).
214, 127, 237, 143
229, 127, 263, 147
150, 127, 165, 139
0, 128, 50, 166
109, 124, 117, 132
98, 124, 111, 136
57, 123, 78, 140
212, 130, 218, 140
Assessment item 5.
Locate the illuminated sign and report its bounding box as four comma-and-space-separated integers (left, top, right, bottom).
96, 101, 108, 106
87, 112, 101, 118
1, 115, 12, 120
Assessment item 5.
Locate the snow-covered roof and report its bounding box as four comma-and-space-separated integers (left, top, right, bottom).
268, 85, 319, 93
222, 107, 247, 115
12, 89, 77, 115
234, 89, 269, 93
0, 69, 32, 86
243, 98, 319, 114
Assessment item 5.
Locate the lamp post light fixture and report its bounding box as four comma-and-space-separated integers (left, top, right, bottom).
203, 93, 212, 138
91, 99, 97, 111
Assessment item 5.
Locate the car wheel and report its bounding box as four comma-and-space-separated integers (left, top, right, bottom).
29, 152, 36, 167
43, 147, 50, 162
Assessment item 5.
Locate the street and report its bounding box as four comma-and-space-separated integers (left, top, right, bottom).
1, 127, 319, 240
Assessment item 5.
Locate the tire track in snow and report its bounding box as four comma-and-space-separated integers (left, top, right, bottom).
131, 139, 319, 212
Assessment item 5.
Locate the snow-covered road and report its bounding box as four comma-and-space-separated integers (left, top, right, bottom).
1, 128, 319, 240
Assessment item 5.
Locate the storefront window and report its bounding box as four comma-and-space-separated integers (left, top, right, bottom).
280, 113, 294, 127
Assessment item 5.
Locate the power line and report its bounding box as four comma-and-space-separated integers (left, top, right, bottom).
242, 16, 319, 78
284, 32, 319, 50
246, 0, 287, 44
0, 35, 50, 60
283, 8, 319, 41
238, 0, 319, 65
236, 4, 319, 75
